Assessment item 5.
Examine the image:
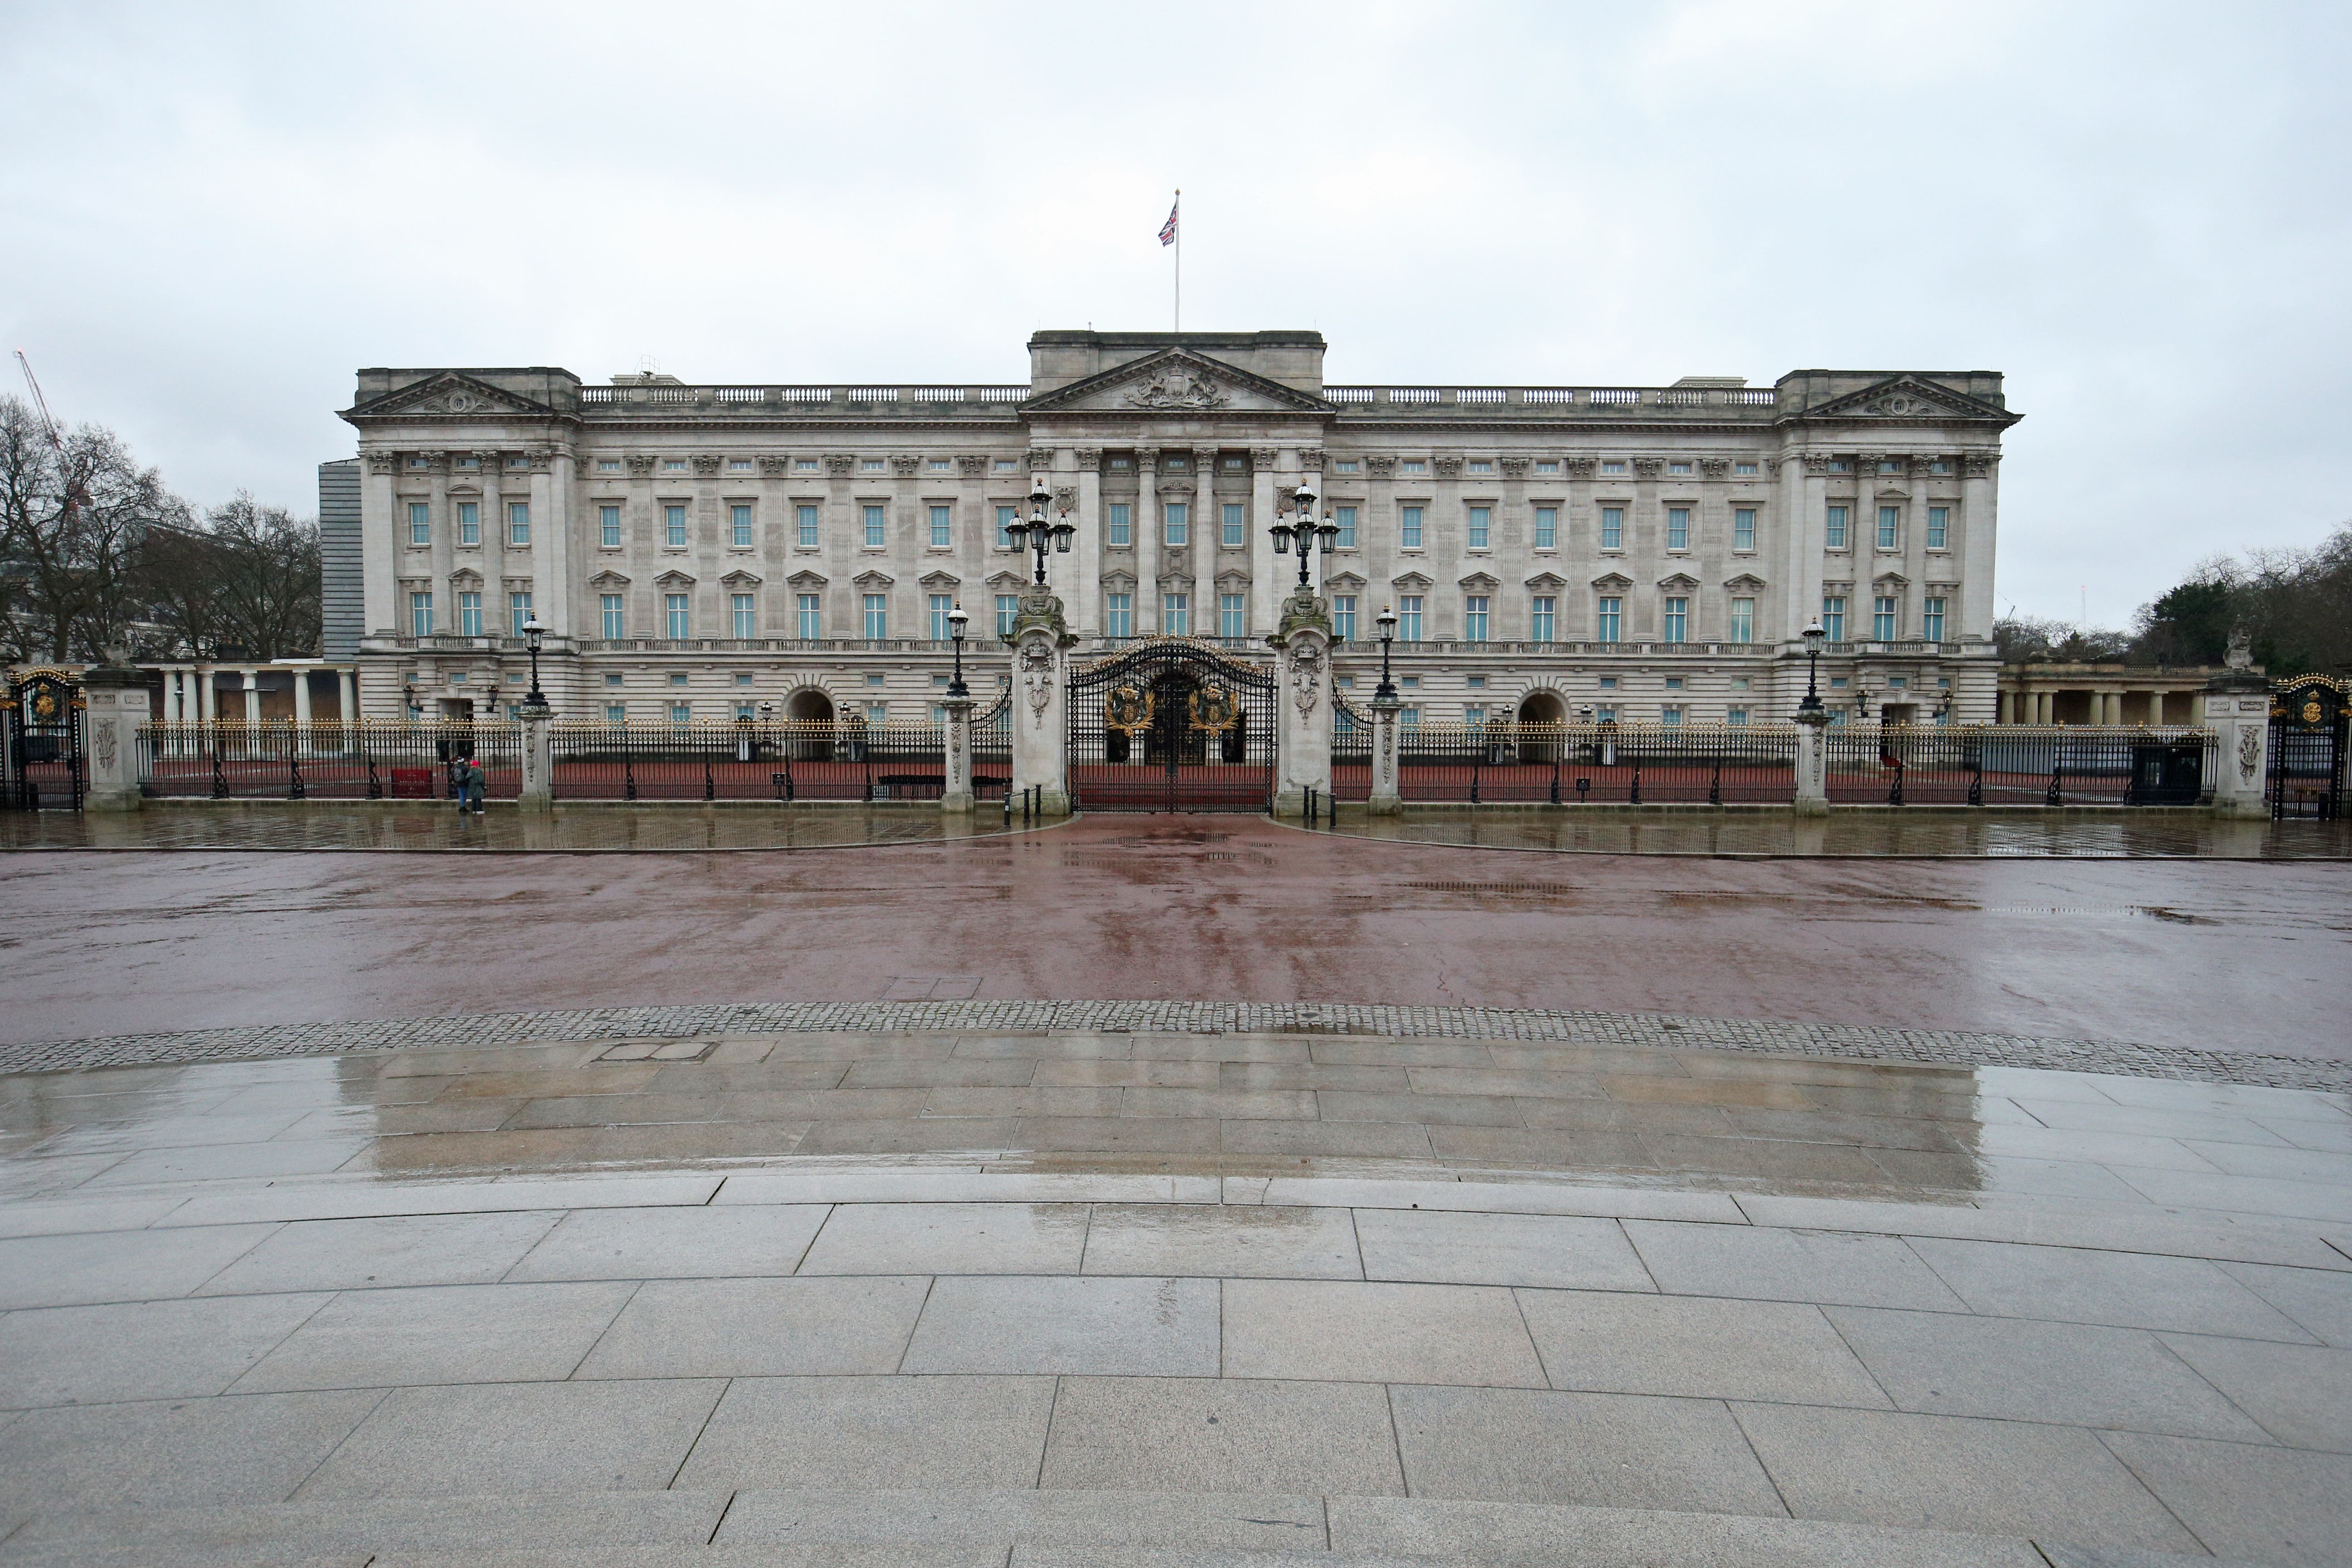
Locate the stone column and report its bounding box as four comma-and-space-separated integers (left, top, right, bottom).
80, 661, 148, 812
1007, 584, 1072, 815
1073, 449, 1102, 638
518, 696, 553, 813
1250, 448, 1280, 634
241, 671, 261, 726
197, 665, 216, 724
1793, 706, 1831, 816
1368, 693, 1402, 815
339, 669, 358, 727
1272, 589, 1334, 818
1960, 453, 1998, 640
941, 695, 975, 813
1798, 455, 1829, 642
1135, 450, 1160, 633
293, 669, 313, 729
1193, 447, 1220, 626
2203, 667, 2272, 818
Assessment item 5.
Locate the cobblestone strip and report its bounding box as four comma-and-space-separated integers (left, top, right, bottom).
1, 1000, 2344, 1094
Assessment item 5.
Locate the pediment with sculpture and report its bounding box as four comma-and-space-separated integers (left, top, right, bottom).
1021, 349, 1335, 415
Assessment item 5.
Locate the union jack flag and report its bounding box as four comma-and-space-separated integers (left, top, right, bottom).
1159, 199, 1178, 246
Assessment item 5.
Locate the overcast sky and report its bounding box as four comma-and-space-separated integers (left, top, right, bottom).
4, 0, 2346, 629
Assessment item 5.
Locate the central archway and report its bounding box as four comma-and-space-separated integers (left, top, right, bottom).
1066, 638, 1276, 812
1516, 689, 1568, 763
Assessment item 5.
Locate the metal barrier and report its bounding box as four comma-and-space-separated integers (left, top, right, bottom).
137, 724, 520, 801
1398, 723, 1803, 805
1331, 701, 1373, 802
548, 721, 945, 802
1825, 725, 2214, 806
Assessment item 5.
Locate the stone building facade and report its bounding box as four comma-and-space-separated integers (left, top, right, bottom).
338, 331, 2018, 730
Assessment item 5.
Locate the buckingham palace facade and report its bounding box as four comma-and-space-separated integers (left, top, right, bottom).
336, 330, 2018, 730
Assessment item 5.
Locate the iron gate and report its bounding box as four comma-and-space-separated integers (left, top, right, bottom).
4, 671, 85, 811
1067, 638, 1275, 812
2269, 676, 2347, 820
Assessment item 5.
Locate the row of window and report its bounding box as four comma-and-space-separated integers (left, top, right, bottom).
1825, 503, 1950, 551
408, 501, 534, 547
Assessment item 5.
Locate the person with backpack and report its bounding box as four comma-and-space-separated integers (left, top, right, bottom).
454, 751, 486, 815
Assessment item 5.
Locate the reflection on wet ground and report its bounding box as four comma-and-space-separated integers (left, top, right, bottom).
1327, 808, 2352, 859
0, 803, 1039, 853
8, 1029, 2348, 1213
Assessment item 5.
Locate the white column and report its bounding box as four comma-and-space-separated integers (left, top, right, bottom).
1193, 447, 1220, 626
1136, 451, 1161, 633
362, 452, 397, 634
241, 670, 261, 726
1799, 459, 1829, 643
197, 666, 216, 724
1073, 448, 1102, 638
293, 669, 313, 728
1960, 453, 1998, 640
1250, 448, 1279, 634
339, 669, 358, 725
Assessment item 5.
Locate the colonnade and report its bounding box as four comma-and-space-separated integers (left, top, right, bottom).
154, 666, 360, 726
1996, 688, 2180, 726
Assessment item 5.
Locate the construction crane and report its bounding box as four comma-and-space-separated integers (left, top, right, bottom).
14, 349, 89, 518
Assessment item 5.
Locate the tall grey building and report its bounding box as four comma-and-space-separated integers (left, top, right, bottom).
339, 331, 2018, 728
317, 457, 364, 662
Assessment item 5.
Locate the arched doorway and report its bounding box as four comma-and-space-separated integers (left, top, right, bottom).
1516, 689, 1567, 764
1067, 639, 1275, 811
784, 687, 835, 760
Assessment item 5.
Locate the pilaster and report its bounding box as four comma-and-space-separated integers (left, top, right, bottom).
1250, 448, 1280, 634
79, 662, 149, 812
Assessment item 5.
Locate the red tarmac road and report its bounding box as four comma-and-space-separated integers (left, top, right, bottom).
2, 816, 2346, 1057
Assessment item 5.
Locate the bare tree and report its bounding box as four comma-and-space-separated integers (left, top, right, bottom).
0, 396, 185, 661
201, 492, 321, 660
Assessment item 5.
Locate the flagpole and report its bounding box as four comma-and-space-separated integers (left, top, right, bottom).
1173, 189, 1181, 333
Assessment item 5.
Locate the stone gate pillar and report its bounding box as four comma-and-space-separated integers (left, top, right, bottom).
1007, 581, 1074, 816
941, 695, 975, 813
80, 656, 148, 812
1793, 706, 1831, 816
518, 695, 553, 813
2203, 639, 2272, 818
1271, 586, 1333, 818
1369, 693, 1402, 815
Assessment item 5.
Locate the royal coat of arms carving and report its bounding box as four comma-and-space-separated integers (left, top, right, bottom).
1123, 368, 1229, 411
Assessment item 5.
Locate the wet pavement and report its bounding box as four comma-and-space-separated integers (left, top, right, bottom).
3, 816, 2345, 1062
0, 1029, 2347, 1566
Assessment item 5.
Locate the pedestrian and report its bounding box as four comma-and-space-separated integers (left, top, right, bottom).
456, 751, 486, 815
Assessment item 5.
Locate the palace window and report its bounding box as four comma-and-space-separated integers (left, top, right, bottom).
1219, 593, 1246, 638
1401, 505, 1424, 549
1467, 506, 1490, 549
861, 458, 884, 473
409, 590, 433, 636
1465, 460, 1491, 476
1535, 460, 1559, 475
588, 504, 614, 549
1668, 461, 1692, 476
508, 502, 530, 546
731, 504, 754, 549
601, 594, 624, 638
1661, 705, 1683, 727
797, 457, 820, 471
1662, 595, 1688, 643
1396, 595, 1424, 641
929, 504, 951, 549
795, 504, 819, 548
927, 458, 950, 472
1107, 502, 1132, 547
1600, 506, 1623, 550
669, 672, 688, 686
1879, 460, 1902, 474
1735, 461, 1758, 476
1463, 595, 1490, 640
1400, 706, 1420, 729
1822, 595, 1847, 641
453, 590, 479, 637
1923, 596, 1947, 642
737, 672, 754, 686
606, 703, 626, 725
929, 594, 954, 640
1164, 503, 1188, 546
664, 459, 687, 472
1596, 704, 1617, 723
1666, 506, 1689, 551
1596, 595, 1622, 643
1222, 503, 1245, 548
1727, 706, 1749, 726
408, 501, 431, 545
671, 702, 691, 728
733, 594, 756, 638
597, 458, 620, 473
1109, 456, 1131, 470
510, 592, 532, 634
863, 505, 886, 548
1224, 455, 1244, 472
1162, 592, 1189, 634
1874, 595, 1900, 641
997, 505, 1020, 548
1334, 505, 1357, 548
1332, 595, 1357, 641
994, 458, 1016, 472
1464, 704, 1485, 727
665, 504, 687, 548
1730, 596, 1755, 644
1829, 459, 1850, 472
1825, 504, 1849, 550
1530, 595, 1556, 642
1665, 676, 1684, 690
797, 594, 821, 639
1877, 505, 1900, 550
1334, 459, 1358, 473
1602, 460, 1626, 475
666, 593, 690, 638
1927, 506, 1949, 549
1105, 593, 1132, 637
1598, 676, 1617, 689
1466, 675, 1485, 690
733, 458, 755, 472
1400, 459, 1426, 475
996, 593, 1020, 635
1734, 506, 1756, 551
1534, 506, 1557, 549
862, 594, 888, 638
1164, 456, 1186, 472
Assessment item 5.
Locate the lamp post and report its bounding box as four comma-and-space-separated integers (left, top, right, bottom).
946, 601, 970, 696
1268, 479, 1342, 589
1012, 480, 1074, 586
1798, 617, 1826, 715
1374, 603, 1399, 702
520, 615, 547, 710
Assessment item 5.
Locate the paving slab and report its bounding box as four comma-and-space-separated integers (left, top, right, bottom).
1355, 1207, 1655, 1290
1221, 1279, 1546, 1387
1905, 1236, 2321, 1339
574, 1275, 928, 1377
1037, 1375, 1405, 1494
0, 1390, 384, 1513
156, 1175, 724, 1227
0, 1221, 278, 1308
1731, 1403, 2201, 1551
2096, 1432, 2352, 1568
1733, 1194, 2352, 1270
0, 1492, 730, 1559
2216, 1259, 2352, 1346
901, 1275, 1220, 1377
1254, 1176, 1744, 1222
1081, 1203, 1362, 1279
714, 1487, 1325, 1551
798, 1201, 1089, 1275
712, 1171, 1215, 1206
1517, 1290, 1893, 1406
1390, 1384, 1786, 1513
1825, 1307, 2276, 1440
0, 1194, 185, 1239
0, 1293, 331, 1407
2113, 1166, 2352, 1225
292, 1379, 725, 1497
2157, 1333, 2352, 1451
1624, 1220, 1969, 1310
230, 1281, 637, 1391
195, 1211, 563, 1294
673, 1374, 1055, 1490
504, 1204, 830, 1281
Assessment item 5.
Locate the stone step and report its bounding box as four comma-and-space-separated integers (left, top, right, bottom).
0, 1490, 2287, 1568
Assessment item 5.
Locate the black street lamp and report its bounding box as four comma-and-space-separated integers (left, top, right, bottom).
1011, 480, 1074, 585
521, 615, 547, 710
1374, 603, 1400, 702
946, 601, 970, 696
1798, 617, 1826, 714
1268, 478, 1342, 588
